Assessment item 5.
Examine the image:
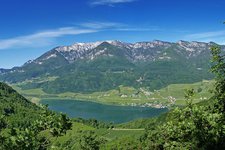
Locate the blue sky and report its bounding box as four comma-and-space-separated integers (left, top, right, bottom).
0, 0, 225, 68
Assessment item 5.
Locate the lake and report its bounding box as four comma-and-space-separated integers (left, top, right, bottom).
41, 99, 168, 123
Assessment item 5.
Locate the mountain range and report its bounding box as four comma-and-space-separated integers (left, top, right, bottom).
0, 40, 223, 94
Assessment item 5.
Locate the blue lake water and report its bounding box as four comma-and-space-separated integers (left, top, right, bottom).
41, 99, 168, 123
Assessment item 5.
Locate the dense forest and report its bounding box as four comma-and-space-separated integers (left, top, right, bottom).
0, 46, 225, 149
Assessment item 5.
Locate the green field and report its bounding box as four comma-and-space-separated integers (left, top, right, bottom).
45, 121, 144, 149
11, 80, 215, 108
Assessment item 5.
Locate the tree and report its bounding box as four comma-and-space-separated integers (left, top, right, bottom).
79, 131, 101, 150
210, 45, 225, 147
144, 46, 225, 149
0, 115, 7, 149
0, 105, 72, 150
210, 46, 225, 113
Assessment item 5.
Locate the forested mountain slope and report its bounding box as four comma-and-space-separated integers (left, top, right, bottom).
1, 40, 224, 94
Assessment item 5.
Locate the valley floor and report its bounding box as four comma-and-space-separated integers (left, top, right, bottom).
11, 80, 214, 108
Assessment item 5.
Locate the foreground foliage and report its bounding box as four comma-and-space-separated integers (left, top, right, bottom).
141, 46, 225, 149
0, 84, 72, 150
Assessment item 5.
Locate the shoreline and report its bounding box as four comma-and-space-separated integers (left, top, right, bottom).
27, 95, 169, 109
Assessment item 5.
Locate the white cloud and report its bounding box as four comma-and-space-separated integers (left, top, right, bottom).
79, 21, 160, 31
90, 0, 137, 6
0, 21, 160, 50
0, 27, 97, 50
184, 30, 225, 45
79, 22, 125, 29
115, 27, 161, 31
185, 30, 225, 39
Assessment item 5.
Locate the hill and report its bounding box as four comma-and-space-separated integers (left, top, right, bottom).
0, 82, 73, 149
0, 82, 41, 127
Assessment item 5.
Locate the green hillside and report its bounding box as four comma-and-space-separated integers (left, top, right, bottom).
0, 82, 72, 149
0, 82, 41, 127
13, 57, 213, 94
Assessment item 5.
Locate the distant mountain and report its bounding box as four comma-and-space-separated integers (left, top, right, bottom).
0, 68, 9, 74
0, 40, 223, 93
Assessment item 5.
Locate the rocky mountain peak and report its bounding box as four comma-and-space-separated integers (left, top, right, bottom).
177, 40, 209, 47
55, 41, 103, 52
132, 40, 172, 49
177, 40, 210, 52
18, 40, 223, 69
